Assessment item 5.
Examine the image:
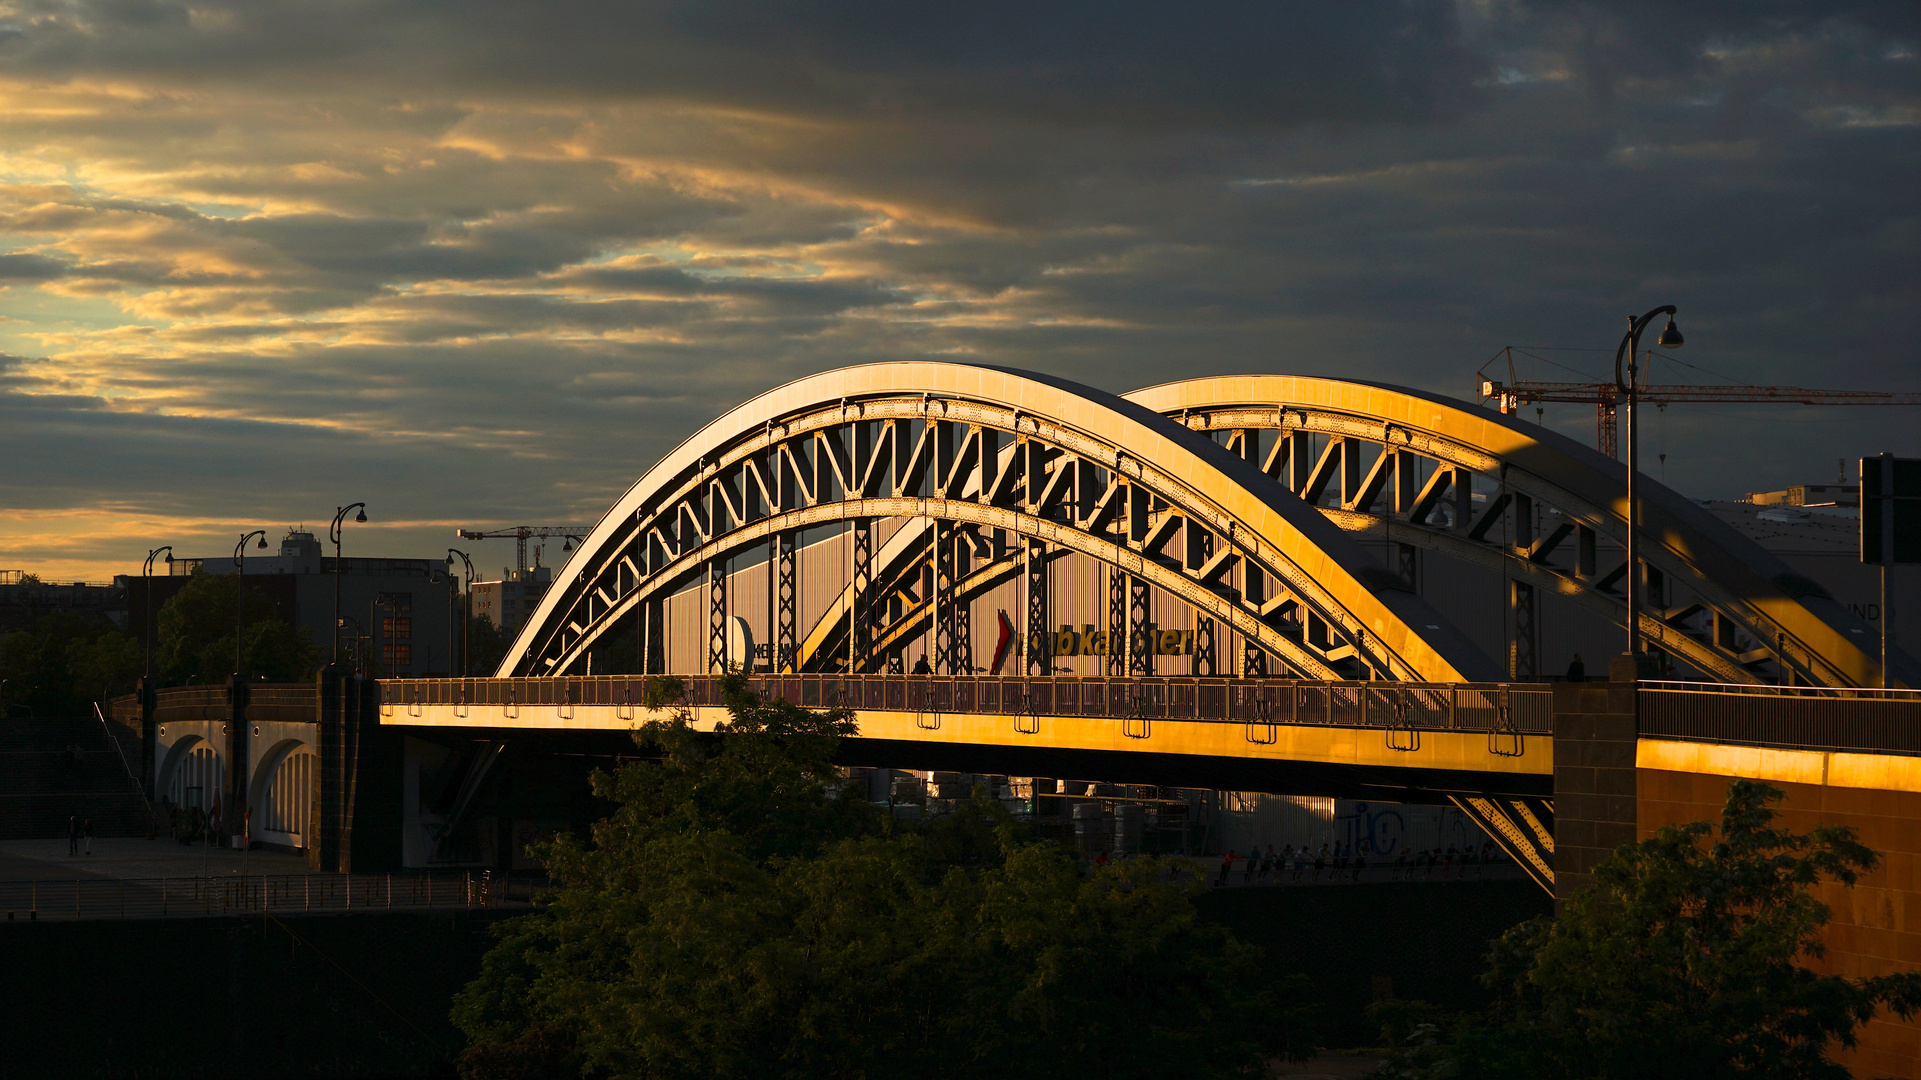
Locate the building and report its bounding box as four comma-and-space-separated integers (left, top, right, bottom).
0, 571, 125, 632
470, 565, 553, 636
132, 530, 459, 677
1701, 500, 1915, 657
1746, 483, 1860, 508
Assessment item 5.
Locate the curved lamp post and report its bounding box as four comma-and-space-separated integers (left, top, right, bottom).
447, 548, 475, 677
233, 531, 267, 675
329, 503, 368, 665
142, 546, 173, 682
1613, 306, 1685, 659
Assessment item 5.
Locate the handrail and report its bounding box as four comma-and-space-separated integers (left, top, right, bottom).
92, 700, 154, 820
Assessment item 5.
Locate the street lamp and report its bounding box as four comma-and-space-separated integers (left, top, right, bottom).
142, 546, 173, 682
447, 549, 475, 677
233, 531, 267, 675
1613, 306, 1685, 659
329, 503, 368, 665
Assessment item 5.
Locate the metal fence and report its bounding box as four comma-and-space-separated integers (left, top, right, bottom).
378, 674, 1557, 734
1639, 681, 1921, 756
0, 872, 538, 923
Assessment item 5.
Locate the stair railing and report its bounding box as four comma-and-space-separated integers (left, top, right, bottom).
92, 701, 154, 820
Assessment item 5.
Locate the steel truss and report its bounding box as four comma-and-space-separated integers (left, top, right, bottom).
1145, 381, 1887, 689
506, 372, 1494, 681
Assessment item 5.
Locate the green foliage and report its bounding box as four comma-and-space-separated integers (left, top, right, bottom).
1420, 780, 1921, 1080
154, 568, 320, 684
452, 675, 1306, 1079
0, 611, 142, 716
466, 612, 512, 676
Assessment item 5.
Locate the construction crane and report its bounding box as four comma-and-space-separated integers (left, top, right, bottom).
1478, 346, 1921, 458
454, 526, 592, 577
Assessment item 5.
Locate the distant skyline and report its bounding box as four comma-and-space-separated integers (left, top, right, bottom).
2, 1, 1917, 580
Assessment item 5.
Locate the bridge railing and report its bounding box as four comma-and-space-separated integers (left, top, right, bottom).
378, 674, 1556, 733
0, 871, 539, 923
1639, 681, 1921, 756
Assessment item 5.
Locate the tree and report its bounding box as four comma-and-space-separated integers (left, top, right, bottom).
466, 613, 512, 676
451, 675, 1308, 1080
154, 569, 321, 684
0, 611, 140, 716
1443, 780, 1921, 1080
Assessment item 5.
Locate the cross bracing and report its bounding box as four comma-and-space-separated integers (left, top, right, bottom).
504, 364, 1905, 690
1129, 376, 1905, 689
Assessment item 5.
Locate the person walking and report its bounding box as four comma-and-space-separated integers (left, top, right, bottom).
1565, 653, 1585, 681
68, 815, 79, 856
1393, 846, 1408, 881
83, 818, 93, 856
1350, 847, 1366, 882
1243, 846, 1259, 884
1217, 850, 1235, 887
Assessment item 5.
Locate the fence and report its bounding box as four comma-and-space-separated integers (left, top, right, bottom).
0, 872, 539, 923
1639, 681, 1921, 756
379, 674, 1556, 734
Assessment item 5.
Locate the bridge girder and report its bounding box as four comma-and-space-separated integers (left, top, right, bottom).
1128, 376, 1906, 689
505, 365, 1500, 682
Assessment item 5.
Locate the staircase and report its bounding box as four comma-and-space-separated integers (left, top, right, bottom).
0, 716, 150, 840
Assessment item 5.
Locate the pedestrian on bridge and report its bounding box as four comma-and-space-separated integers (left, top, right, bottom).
83, 818, 93, 855
1216, 850, 1235, 887
68, 815, 78, 856
1565, 653, 1585, 681
1242, 849, 1258, 885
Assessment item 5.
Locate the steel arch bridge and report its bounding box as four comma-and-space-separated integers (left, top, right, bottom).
502, 363, 1902, 691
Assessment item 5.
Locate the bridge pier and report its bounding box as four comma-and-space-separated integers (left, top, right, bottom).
1548, 654, 1648, 906
311, 669, 402, 872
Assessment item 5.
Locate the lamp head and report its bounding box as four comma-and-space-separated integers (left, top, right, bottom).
164, 553, 173, 564
1656, 317, 1684, 349
256, 535, 268, 549
355, 508, 368, 523
562, 539, 573, 552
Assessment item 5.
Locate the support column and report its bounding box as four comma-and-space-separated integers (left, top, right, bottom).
707, 557, 727, 674
1129, 576, 1151, 676
643, 596, 663, 674
952, 535, 973, 674
1107, 565, 1127, 677
1024, 536, 1048, 675
852, 519, 873, 673
311, 668, 401, 873
1242, 565, 1267, 677
1510, 579, 1538, 680
227, 676, 250, 848
934, 520, 955, 673
1549, 654, 1648, 908
1395, 542, 1421, 591
138, 677, 157, 802
777, 531, 797, 673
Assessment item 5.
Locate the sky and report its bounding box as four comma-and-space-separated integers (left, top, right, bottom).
1, 0, 1917, 582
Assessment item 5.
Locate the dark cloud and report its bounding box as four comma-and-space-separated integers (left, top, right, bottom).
0, 1, 1917, 578
0, 252, 66, 280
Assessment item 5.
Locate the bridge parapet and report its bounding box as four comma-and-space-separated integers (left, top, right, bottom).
378, 673, 1554, 734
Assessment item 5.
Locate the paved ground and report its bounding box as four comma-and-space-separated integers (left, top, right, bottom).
0, 837, 314, 881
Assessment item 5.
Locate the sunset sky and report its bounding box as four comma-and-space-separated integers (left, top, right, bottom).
2, 1, 1916, 581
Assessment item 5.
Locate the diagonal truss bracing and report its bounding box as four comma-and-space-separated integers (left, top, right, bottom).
503, 365, 1501, 682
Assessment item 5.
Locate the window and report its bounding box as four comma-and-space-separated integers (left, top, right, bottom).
382, 616, 413, 640
383, 643, 412, 668
377, 591, 413, 613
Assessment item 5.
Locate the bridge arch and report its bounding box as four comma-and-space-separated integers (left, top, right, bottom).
156, 734, 222, 814
247, 737, 315, 846
1127, 376, 1904, 688
505, 364, 1501, 682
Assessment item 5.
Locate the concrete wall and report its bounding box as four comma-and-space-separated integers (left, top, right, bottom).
1639, 765, 1921, 1079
